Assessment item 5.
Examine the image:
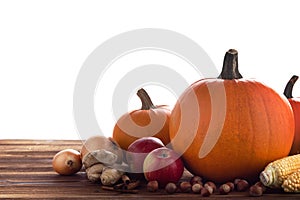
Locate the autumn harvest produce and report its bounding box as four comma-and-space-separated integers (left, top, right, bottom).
260, 153, 300, 192
51, 136, 272, 197
282, 171, 300, 192
143, 147, 184, 188
126, 137, 164, 177
113, 88, 171, 150
49, 49, 300, 197
284, 75, 300, 155
80, 136, 126, 185
81, 135, 123, 163
169, 49, 295, 183
52, 149, 82, 175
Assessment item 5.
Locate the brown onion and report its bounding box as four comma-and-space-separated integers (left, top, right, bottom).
52, 149, 82, 175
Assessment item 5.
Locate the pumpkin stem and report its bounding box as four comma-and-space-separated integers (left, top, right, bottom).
284, 75, 299, 98
137, 88, 156, 110
218, 49, 243, 80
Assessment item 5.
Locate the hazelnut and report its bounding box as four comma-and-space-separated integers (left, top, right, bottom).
192, 183, 203, 193
236, 179, 249, 192
254, 181, 267, 192
225, 182, 235, 191
165, 182, 177, 194
219, 184, 231, 195
190, 176, 203, 185
201, 187, 211, 197
204, 185, 214, 195
249, 185, 263, 197
234, 178, 241, 185
204, 181, 216, 193
147, 181, 158, 192
179, 181, 192, 193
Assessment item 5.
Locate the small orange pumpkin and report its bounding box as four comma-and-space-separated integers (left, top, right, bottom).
113, 88, 170, 150
169, 49, 294, 183
284, 75, 300, 155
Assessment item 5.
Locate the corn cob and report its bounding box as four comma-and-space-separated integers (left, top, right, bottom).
259, 154, 300, 188
282, 170, 300, 192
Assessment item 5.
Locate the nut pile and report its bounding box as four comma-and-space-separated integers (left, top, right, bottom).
146, 176, 266, 197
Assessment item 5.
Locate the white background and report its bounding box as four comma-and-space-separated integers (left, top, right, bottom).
0, 0, 299, 140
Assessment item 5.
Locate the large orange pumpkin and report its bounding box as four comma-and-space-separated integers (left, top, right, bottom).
169, 49, 294, 183
284, 75, 300, 155
113, 88, 170, 150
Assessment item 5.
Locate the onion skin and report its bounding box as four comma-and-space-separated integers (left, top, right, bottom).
52, 149, 82, 175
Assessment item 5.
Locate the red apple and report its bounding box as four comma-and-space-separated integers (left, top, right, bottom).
126, 137, 164, 174
143, 147, 184, 188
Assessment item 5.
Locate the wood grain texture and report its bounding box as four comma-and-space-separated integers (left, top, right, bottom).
0, 140, 300, 199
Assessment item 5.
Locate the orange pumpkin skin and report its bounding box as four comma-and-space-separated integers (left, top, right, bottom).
169, 50, 295, 183
288, 98, 300, 155
284, 75, 300, 155
113, 89, 171, 150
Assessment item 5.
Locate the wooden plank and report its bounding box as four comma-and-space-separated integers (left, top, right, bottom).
0, 144, 82, 152
0, 139, 83, 145
1, 186, 300, 200
1, 183, 299, 199
0, 140, 300, 199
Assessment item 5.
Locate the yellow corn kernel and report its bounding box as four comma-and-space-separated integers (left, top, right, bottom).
259, 154, 300, 188
282, 170, 300, 193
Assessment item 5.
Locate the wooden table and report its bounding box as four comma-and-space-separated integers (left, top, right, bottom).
0, 140, 300, 199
